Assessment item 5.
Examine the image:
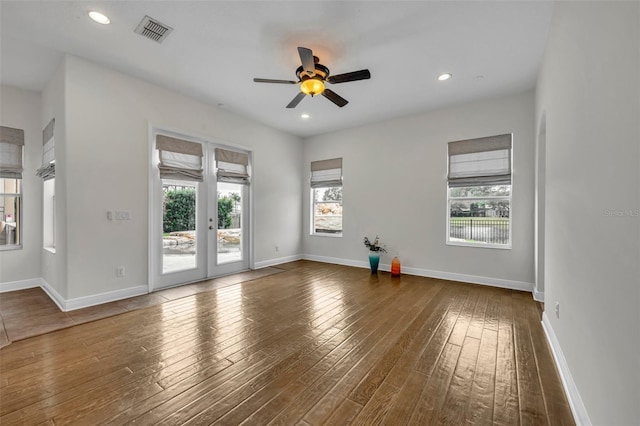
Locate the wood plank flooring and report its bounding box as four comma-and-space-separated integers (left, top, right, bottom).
0, 267, 283, 346
0, 260, 574, 425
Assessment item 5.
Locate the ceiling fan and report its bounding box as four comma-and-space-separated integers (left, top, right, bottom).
253, 46, 371, 108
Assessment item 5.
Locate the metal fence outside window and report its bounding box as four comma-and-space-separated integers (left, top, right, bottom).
449, 219, 509, 244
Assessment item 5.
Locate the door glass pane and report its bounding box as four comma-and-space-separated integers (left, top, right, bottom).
217, 182, 242, 264
162, 179, 197, 273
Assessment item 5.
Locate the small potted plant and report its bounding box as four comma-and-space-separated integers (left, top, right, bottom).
363, 235, 386, 273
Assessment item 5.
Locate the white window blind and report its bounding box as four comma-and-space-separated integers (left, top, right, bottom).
156, 135, 203, 182
0, 126, 25, 179
37, 119, 55, 180
215, 148, 250, 184
311, 158, 342, 188
447, 134, 512, 187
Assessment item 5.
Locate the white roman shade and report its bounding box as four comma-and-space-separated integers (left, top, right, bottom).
156, 135, 203, 182
447, 134, 512, 187
311, 157, 342, 188
215, 148, 250, 184
36, 119, 55, 180
0, 126, 25, 179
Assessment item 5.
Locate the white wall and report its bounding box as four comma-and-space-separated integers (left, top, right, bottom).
62, 55, 302, 300
303, 91, 535, 288
0, 85, 43, 283
536, 2, 640, 424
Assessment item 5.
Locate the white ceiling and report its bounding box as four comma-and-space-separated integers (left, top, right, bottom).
0, 1, 554, 137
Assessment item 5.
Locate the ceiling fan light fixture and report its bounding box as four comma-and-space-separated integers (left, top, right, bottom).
300, 78, 325, 96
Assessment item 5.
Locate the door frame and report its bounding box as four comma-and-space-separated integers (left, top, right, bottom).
148, 124, 254, 292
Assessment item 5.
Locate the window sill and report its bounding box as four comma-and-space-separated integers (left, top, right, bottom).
0, 244, 22, 252
446, 240, 511, 250
43, 246, 56, 254
311, 233, 343, 238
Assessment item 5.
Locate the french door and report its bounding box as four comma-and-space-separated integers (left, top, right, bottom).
150, 133, 250, 291
207, 180, 250, 277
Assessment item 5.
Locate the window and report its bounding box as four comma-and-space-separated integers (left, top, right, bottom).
312, 186, 343, 235
447, 134, 512, 248
156, 135, 204, 274
0, 126, 24, 249
310, 158, 342, 236
0, 179, 22, 247
215, 148, 249, 264
43, 179, 55, 250
38, 119, 56, 251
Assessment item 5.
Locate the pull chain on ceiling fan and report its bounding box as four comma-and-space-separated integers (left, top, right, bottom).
253, 47, 371, 108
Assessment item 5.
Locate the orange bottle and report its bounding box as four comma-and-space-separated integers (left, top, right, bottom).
391, 256, 401, 276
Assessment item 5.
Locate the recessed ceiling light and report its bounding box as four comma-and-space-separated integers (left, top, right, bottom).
300, 113, 311, 119
88, 11, 110, 25
438, 73, 452, 81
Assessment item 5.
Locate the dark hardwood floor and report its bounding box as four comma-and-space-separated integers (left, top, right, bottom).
0, 260, 574, 425
0, 267, 284, 346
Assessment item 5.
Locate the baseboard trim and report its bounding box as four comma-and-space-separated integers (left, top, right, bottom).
3, 277, 149, 312
0, 277, 42, 293
254, 254, 303, 269
65, 285, 149, 311
39, 278, 67, 312
2, 256, 534, 310
541, 312, 591, 426
302, 254, 533, 292
303, 254, 377, 270
404, 266, 533, 292
533, 288, 544, 302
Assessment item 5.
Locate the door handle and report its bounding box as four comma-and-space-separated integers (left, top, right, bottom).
209, 225, 214, 230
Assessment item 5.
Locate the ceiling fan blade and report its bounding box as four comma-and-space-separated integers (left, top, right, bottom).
327, 69, 371, 84
286, 92, 306, 108
297, 47, 315, 76
253, 78, 298, 84
322, 89, 348, 107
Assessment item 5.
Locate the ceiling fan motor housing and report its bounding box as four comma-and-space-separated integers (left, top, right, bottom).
296, 63, 329, 81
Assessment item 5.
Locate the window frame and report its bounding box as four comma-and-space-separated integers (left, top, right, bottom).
446, 134, 513, 249
310, 185, 343, 237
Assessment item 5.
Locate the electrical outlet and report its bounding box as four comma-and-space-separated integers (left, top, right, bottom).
116, 266, 125, 277
275, 244, 279, 252
555, 302, 560, 319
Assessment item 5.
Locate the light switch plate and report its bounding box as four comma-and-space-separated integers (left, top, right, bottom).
115, 210, 131, 220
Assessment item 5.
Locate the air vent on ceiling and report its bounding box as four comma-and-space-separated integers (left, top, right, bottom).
134, 15, 173, 43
